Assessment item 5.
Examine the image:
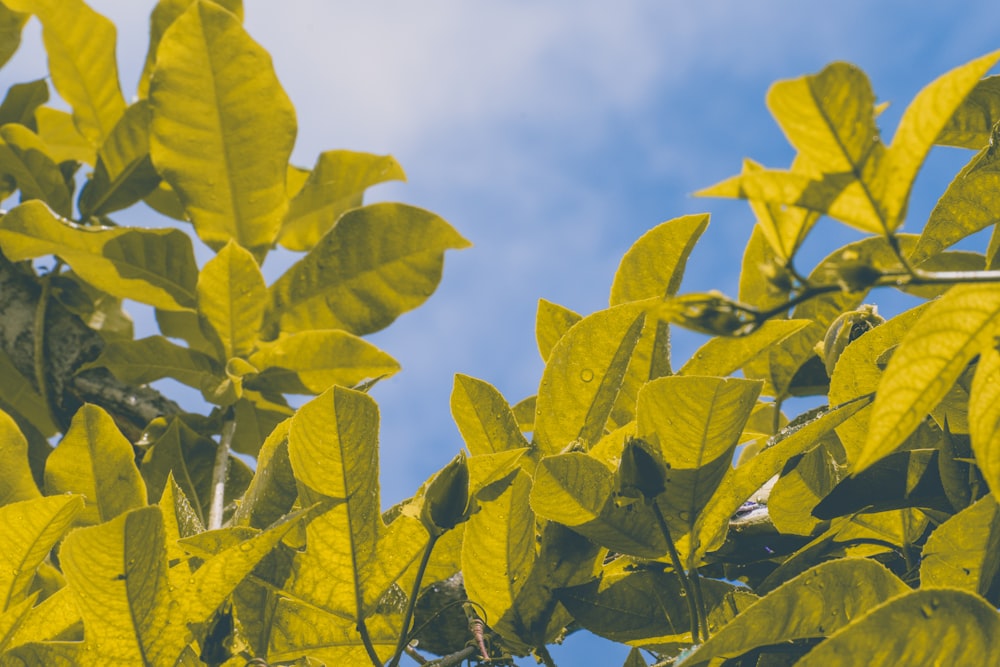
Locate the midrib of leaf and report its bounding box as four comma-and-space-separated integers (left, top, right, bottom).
85, 156, 148, 216
578, 312, 645, 445
684, 381, 726, 530
122, 518, 153, 666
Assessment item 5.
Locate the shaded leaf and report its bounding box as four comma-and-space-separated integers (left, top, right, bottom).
970, 334, 1000, 502
197, 240, 266, 360
0, 5, 28, 69
278, 149, 406, 251
82, 335, 219, 389
0, 201, 198, 310
0, 79, 48, 128
795, 588, 1000, 667
610, 213, 708, 305
921, 495, 1000, 594
530, 451, 614, 525
679, 319, 810, 376
0, 409, 42, 505
149, 0, 295, 254
44, 404, 145, 525
858, 284, 1000, 472
450, 374, 529, 456
0, 123, 72, 215
0, 350, 56, 438
535, 298, 581, 362
232, 419, 296, 530
269, 600, 399, 665
936, 74, 1000, 149
265, 202, 469, 337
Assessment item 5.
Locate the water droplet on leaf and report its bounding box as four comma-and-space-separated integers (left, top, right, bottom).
580, 369, 594, 382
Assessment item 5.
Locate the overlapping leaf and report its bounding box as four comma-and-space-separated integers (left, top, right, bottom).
609, 213, 708, 305
0, 123, 71, 216
450, 374, 529, 456
935, 75, 1000, 149
970, 344, 1000, 501
0, 410, 42, 506
535, 298, 581, 362
197, 240, 267, 360
921, 495, 1000, 594
0, 5, 27, 69
83, 336, 219, 389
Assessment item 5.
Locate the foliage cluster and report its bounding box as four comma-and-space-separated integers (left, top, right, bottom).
0, 1, 999, 666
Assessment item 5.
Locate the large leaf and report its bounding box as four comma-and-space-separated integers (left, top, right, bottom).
450, 374, 529, 456
265, 202, 469, 337
149, 0, 295, 254
970, 344, 1000, 502
921, 495, 1000, 594
609, 213, 708, 305
0, 409, 42, 506
286, 386, 426, 620
936, 75, 1000, 149
249, 330, 399, 394
44, 404, 146, 526
278, 149, 407, 251
0, 5, 27, 69
3, 0, 125, 145
78, 100, 161, 217
0, 123, 72, 216
82, 336, 219, 390
0, 201, 198, 310
534, 301, 649, 454
679, 559, 908, 666
794, 588, 1000, 667
197, 240, 267, 360
529, 451, 614, 526
857, 284, 1000, 472
0, 495, 82, 612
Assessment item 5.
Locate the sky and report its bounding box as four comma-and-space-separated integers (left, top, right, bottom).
4, 2, 1000, 665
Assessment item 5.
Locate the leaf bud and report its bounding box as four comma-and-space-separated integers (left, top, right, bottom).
616, 438, 667, 503
668, 292, 749, 336
820, 304, 886, 377
421, 451, 471, 536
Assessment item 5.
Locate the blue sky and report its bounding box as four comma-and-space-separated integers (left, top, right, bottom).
5, 2, 1000, 665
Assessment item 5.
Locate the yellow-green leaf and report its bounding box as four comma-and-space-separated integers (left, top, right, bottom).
149, 0, 295, 254
265, 202, 469, 337
858, 284, 1000, 472
679, 319, 810, 376
269, 599, 399, 665
0, 409, 42, 506
921, 495, 1000, 594
4, 589, 76, 652
534, 301, 649, 454
884, 50, 1000, 225
530, 451, 614, 525
158, 473, 204, 567
0, 201, 198, 310
0, 5, 27, 69
680, 559, 908, 666
467, 448, 529, 494
197, 240, 267, 360
450, 374, 529, 456
0, 123, 71, 216
249, 330, 400, 394
936, 75, 1000, 149
278, 149, 407, 251
44, 405, 145, 525
82, 335, 219, 389
970, 344, 1000, 502
535, 298, 581, 362
3, 0, 124, 145
0, 79, 48, 130
609, 213, 708, 305
0, 495, 82, 612
794, 588, 1000, 667
34, 106, 94, 164
232, 419, 296, 529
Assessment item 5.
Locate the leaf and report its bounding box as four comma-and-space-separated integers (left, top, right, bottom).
450, 374, 529, 456
0, 123, 72, 216
158, 473, 204, 567
78, 100, 161, 217
883, 50, 1000, 224
793, 588, 1000, 667
278, 149, 407, 251
5, 587, 81, 651
622, 647, 648, 667
0, 409, 42, 506
609, 213, 708, 305
34, 106, 94, 164
286, 386, 426, 619
232, 419, 297, 529
265, 202, 470, 337
679, 559, 908, 666
149, 0, 295, 255
970, 344, 1000, 502
268, 600, 399, 665
0, 5, 27, 69
0, 201, 198, 310
0, 350, 56, 438
534, 301, 649, 454
529, 451, 614, 525
936, 75, 1000, 149
155, 308, 217, 356
679, 319, 810, 376
535, 298, 581, 362
921, 495, 1000, 594
3, 0, 125, 145
249, 330, 399, 394
44, 405, 146, 525
0, 495, 82, 611
197, 240, 267, 360
0, 79, 48, 128
857, 284, 1000, 472
82, 336, 219, 389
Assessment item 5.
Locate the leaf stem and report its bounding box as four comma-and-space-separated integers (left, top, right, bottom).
387, 534, 439, 667
535, 644, 558, 667
651, 500, 700, 643
357, 618, 383, 667
208, 416, 236, 530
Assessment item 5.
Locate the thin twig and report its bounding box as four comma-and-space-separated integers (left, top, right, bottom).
652, 501, 700, 643
387, 534, 439, 667
208, 417, 236, 530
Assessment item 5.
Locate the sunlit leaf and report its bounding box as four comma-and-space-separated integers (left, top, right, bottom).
535, 301, 649, 453
535, 298, 581, 362
44, 405, 145, 525
158, 473, 204, 567
679, 559, 908, 666
921, 495, 1000, 594
78, 100, 160, 217
0, 409, 42, 506
232, 419, 297, 529
197, 240, 267, 360
265, 202, 469, 337
149, 0, 295, 255
278, 149, 406, 251
0, 5, 28, 69
0, 495, 82, 612
450, 374, 529, 456
530, 451, 614, 525
794, 588, 1000, 667
609, 213, 708, 305
936, 75, 1000, 149
0, 79, 48, 129
858, 284, 1000, 472
269, 599, 399, 665
970, 344, 1000, 502
0, 201, 198, 310
679, 319, 810, 377
249, 330, 399, 394
0, 123, 72, 216
34, 106, 93, 164
82, 335, 219, 389
3, 0, 125, 145
4, 588, 78, 651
